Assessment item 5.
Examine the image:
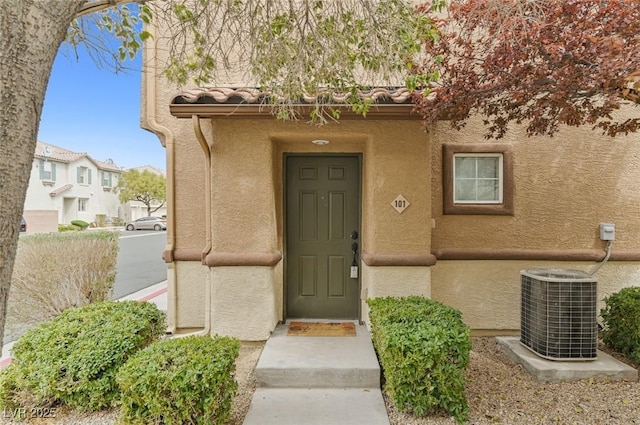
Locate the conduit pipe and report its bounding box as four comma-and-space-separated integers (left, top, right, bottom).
142, 16, 178, 334
589, 240, 613, 276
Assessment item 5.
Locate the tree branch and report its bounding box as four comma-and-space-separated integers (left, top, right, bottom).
75, 0, 147, 19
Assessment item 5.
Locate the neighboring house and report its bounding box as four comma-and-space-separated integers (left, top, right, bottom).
23, 142, 124, 231
142, 31, 640, 341
121, 165, 168, 222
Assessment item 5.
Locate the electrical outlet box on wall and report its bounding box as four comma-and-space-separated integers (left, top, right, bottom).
600, 223, 615, 241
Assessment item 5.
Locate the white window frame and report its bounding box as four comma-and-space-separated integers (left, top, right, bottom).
77, 166, 91, 185
453, 153, 504, 204
442, 143, 514, 216
78, 198, 88, 212
39, 160, 56, 185
102, 171, 112, 187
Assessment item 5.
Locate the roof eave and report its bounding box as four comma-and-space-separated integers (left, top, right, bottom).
169, 103, 422, 120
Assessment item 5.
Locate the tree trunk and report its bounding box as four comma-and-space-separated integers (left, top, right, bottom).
0, 0, 86, 348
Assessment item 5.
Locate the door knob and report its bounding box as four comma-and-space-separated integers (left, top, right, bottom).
350, 230, 358, 240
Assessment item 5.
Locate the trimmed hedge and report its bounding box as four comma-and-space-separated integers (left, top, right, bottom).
601, 286, 640, 364
0, 301, 166, 412
117, 335, 240, 425
70, 220, 89, 229
368, 296, 471, 424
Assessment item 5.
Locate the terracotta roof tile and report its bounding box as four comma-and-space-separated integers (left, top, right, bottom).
35, 142, 123, 172
35, 142, 85, 163
49, 184, 73, 197
172, 87, 416, 105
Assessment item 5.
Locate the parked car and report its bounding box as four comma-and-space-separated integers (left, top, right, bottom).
125, 216, 167, 231
20, 217, 27, 232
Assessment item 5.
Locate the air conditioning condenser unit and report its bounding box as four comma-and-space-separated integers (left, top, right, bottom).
520, 268, 597, 361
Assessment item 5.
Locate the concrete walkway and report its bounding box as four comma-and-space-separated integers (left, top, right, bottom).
243, 321, 390, 425
0, 281, 168, 369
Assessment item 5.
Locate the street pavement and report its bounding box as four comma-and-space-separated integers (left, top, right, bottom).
0, 280, 168, 369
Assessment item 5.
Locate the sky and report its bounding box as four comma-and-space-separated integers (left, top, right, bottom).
38, 45, 166, 171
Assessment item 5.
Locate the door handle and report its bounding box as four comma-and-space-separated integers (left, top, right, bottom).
350, 230, 358, 240
350, 241, 359, 277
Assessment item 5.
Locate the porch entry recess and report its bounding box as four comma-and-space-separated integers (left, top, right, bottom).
286, 155, 361, 319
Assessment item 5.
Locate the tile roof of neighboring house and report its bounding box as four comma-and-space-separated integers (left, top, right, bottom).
35, 141, 85, 163
35, 142, 123, 172
170, 87, 423, 119
94, 158, 123, 172
49, 183, 73, 197
130, 165, 166, 176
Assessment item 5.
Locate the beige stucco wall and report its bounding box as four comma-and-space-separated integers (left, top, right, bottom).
361, 264, 431, 324
430, 117, 640, 251
429, 114, 640, 331
433, 260, 640, 332
210, 267, 279, 340
169, 261, 207, 329
158, 115, 434, 339
143, 18, 640, 339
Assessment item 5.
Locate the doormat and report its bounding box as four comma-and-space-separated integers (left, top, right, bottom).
287, 321, 356, 337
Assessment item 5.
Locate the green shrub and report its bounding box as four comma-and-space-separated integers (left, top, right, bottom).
70, 220, 89, 229
601, 286, 640, 364
117, 335, 240, 425
0, 301, 166, 412
58, 223, 80, 232
367, 296, 471, 424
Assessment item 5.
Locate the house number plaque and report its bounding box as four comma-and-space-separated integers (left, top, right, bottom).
391, 194, 410, 214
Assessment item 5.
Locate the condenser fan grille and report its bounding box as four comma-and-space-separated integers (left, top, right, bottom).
520, 268, 597, 361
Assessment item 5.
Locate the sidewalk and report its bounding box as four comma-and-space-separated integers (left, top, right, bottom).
0, 281, 168, 369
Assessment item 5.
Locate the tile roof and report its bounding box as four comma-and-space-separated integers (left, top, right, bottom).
49, 183, 73, 197
170, 87, 422, 119
35, 142, 122, 172
35, 142, 85, 163
172, 87, 415, 105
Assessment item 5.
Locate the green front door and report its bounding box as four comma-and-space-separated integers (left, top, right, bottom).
286, 155, 361, 319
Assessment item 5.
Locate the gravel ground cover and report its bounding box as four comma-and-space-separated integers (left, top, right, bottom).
2, 338, 638, 424
386, 338, 640, 425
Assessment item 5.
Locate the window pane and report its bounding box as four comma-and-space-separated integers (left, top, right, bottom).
453, 154, 502, 203
477, 157, 499, 178
455, 157, 476, 179
455, 180, 477, 201
477, 180, 500, 201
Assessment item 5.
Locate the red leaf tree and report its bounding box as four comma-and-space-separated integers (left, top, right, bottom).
414, 0, 640, 138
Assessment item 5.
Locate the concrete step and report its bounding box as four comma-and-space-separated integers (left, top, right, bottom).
255, 322, 381, 388
242, 388, 390, 425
